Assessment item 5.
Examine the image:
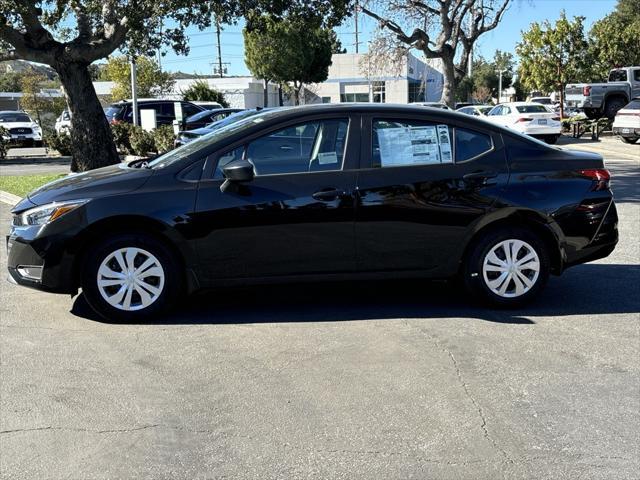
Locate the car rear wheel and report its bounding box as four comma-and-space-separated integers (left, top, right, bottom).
604, 97, 627, 119
463, 228, 550, 308
81, 234, 181, 322
544, 135, 559, 144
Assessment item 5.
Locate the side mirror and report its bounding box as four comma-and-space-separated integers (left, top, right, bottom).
222, 159, 255, 183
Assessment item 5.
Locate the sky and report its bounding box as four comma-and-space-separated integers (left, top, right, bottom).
159, 0, 617, 77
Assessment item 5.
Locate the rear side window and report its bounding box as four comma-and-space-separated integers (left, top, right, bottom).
455, 128, 493, 162
104, 105, 123, 121
634, 70, 640, 82
182, 103, 201, 118
609, 69, 628, 82
372, 119, 453, 167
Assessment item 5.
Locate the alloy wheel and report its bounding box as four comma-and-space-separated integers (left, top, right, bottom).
96, 247, 165, 311
482, 239, 540, 298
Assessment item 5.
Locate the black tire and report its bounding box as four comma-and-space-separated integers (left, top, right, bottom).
583, 108, 601, 120
81, 233, 182, 322
620, 136, 638, 144
603, 97, 627, 119
34, 140, 43, 147
462, 227, 550, 308
544, 135, 559, 144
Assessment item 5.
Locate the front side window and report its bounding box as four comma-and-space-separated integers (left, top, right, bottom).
488, 106, 502, 116
455, 128, 493, 162
633, 69, 640, 82
372, 119, 453, 168
214, 118, 349, 178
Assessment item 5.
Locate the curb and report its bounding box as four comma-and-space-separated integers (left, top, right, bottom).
1, 156, 72, 165
0, 190, 21, 206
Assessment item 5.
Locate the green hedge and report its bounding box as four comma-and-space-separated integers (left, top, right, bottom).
110, 123, 176, 157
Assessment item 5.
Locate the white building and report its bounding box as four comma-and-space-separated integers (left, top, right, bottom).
304, 53, 444, 105
93, 76, 279, 109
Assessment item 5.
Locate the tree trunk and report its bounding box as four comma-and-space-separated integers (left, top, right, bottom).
263, 79, 269, 107
559, 82, 565, 119
439, 54, 456, 108
55, 62, 120, 172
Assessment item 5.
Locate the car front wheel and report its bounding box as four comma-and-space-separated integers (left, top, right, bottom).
463, 228, 550, 308
81, 234, 181, 322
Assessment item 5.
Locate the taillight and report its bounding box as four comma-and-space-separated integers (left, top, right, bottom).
579, 169, 610, 191
552, 116, 561, 121
583, 86, 591, 96
516, 117, 533, 123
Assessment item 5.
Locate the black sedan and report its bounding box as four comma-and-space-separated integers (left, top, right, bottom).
175, 108, 267, 147
7, 104, 618, 321
180, 107, 243, 131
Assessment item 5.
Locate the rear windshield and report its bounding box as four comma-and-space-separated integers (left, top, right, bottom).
531, 98, 552, 105
0, 112, 31, 123
185, 109, 217, 122
516, 105, 548, 113
623, 99, 640, 110
608, 69, 628, 82
104, 105, 124, 121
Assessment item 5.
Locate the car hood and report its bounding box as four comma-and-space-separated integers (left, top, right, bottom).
12, 163, 154, 212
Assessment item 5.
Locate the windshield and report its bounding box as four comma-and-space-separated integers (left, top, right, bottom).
0, 112, 32, 123
185, 109, 217, 122
516, 104, 549, 113
104, 105, 124, 121
478, 106, 493, 114
147, 109, 281, 169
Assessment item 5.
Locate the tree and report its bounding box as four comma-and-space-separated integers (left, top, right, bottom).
0, 1, 350, 171
588, 0, 640, 78
0, 71, 21, 91
103, 56, 174, 100
516, 12, 591, 117
244, 15, 336, 106
19, 70, 47, 126
454, 50, 514, 102
182, 80, 230, 108
361, 0, 510, 107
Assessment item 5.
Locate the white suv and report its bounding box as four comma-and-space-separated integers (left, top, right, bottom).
0, 110, 43, 146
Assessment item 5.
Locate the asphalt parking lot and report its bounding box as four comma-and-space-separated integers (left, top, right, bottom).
0, 142, 638, 479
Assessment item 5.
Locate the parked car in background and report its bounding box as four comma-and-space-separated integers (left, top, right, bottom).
530, 96, 553, 107
175, 108, 268, 147
486, 102, 561, 144
456, 105, 494, 116
454, 102, 474, 109
565, 66, 640, 119
612, 97, 640, 144
7, 104, 618, 321
104, 99, 205, 126
180, 108, 243, 132
410, 102, 452, 110
0, 111, 43, 146
55, 110, 71, 134
192, 101, 223, 110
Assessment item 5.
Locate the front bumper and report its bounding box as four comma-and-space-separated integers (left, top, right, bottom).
8, 133, 42, 143
6, 224, 78, 295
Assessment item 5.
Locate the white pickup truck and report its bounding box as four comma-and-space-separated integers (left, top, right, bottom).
565, 66, 640, 119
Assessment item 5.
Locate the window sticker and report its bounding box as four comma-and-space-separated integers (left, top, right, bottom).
318, 152, 338, 164
377, 124, 452, 166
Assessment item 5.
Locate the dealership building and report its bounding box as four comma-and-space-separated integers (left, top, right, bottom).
91, 52, 444, 109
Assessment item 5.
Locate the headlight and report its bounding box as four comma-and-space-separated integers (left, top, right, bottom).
18, 199, 88, 226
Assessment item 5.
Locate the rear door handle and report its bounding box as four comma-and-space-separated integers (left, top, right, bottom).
463, 171, 498, 185
279, 145, 294, 151
312, 188, 345, 201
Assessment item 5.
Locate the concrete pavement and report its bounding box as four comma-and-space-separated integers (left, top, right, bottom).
0, 154, 638, 479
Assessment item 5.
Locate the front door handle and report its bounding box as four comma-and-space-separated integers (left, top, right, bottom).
279, 145, 294, 151
463, 171, 498, 185
312, 188, 345, 201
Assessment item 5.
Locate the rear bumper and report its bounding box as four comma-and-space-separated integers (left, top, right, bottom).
613, 126, 640, 138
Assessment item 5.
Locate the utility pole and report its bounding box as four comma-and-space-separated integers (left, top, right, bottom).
354, 0, 359, 53
130, 57, 139, 126
215, 16, 223, 78
496, 69, 506, 104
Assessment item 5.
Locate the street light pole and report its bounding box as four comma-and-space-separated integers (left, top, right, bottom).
496, 69, 506, 104
130, 57, 139, 126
